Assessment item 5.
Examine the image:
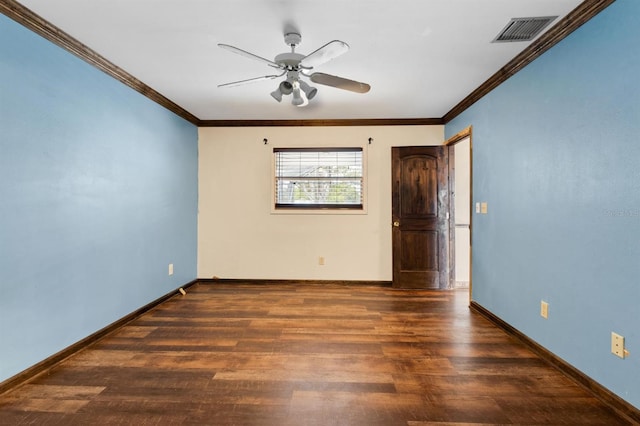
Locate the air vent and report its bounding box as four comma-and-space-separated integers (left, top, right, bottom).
492, 16, 557, 43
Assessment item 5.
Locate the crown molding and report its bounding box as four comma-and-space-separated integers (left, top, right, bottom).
2, 0, 614, 128
0, 0, 200, 125
197, 118, 444, 127
442, 0, 616, 123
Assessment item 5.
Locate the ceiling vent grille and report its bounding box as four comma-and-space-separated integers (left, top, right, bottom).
492, 16, 557, 43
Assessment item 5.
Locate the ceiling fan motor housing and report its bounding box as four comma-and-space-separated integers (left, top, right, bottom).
275, 52, 305, 68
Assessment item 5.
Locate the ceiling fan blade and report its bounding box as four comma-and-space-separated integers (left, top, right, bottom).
218, 44, 281, 69
309, 72, 370, 93
218, 73, 284, 88
300, 40, 349, 68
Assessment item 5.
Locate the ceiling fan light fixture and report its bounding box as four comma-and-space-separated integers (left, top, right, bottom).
299, 80, 317, 100
279, 80, 293, 95
291, 81, 305, 106
270, 87, 283, 102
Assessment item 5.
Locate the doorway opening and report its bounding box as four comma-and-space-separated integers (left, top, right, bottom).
446, 127, 473, 299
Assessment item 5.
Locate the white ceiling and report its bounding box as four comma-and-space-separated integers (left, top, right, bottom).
16, 0, 583, 121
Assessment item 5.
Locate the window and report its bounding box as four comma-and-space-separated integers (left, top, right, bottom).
274, 147, 364, 210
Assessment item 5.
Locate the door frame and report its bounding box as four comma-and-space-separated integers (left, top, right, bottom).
445, 126, 473, 301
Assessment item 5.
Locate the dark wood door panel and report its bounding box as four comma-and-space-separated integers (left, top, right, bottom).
392, 146, 450, 289
400, 155, 438, 217
398, 231, 438, 271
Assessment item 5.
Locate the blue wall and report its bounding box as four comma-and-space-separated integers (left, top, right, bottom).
446, 0, 639, 409
0, 15, 198, 382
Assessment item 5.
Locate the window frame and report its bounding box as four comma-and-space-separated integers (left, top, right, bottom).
271, 145, 368, 215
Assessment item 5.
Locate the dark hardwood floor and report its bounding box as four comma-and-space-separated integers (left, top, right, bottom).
0, 282, 631, 425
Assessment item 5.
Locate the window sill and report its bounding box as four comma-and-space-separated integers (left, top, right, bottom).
271, 206, 367, 215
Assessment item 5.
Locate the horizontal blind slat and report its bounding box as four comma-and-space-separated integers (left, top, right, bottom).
274, 147, 362, 153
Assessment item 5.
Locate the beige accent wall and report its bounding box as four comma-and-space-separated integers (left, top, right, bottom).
198, 125, 444, 281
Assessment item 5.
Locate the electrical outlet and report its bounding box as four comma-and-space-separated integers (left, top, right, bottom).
168, 263, 174, 276
611, 332, 626, 359
318, 257, 325, 266
540, 301, 549, 319
481, 202, 488, 214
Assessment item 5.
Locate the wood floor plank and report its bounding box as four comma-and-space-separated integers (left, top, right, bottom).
5, 384, 105, 400
0, 398, 91, 414
0, 283, 633, 425
213, 369, 396, 385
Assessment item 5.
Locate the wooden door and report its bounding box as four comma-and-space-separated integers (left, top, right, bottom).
392, 146, 450, 289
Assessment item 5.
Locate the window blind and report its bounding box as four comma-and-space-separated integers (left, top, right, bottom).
274, 148, 363, 209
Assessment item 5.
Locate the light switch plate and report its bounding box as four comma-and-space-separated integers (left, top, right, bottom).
612, 332, 625, 358
481, 202, 488, 214
540, 301, 548, 319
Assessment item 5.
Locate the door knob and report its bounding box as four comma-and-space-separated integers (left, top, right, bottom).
393, 221, 400, 227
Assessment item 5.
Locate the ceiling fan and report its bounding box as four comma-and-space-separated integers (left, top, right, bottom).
218, 32, 371, 107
